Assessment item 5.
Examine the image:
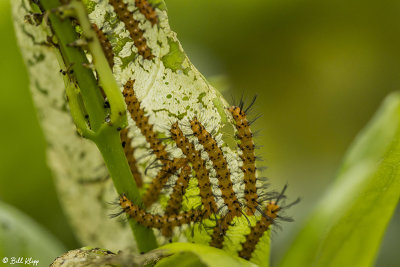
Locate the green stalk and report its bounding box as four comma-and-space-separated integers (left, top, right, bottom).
69, 0, 127, 127
54, 48, 95, 138
39, 0, 105, 131
37, 0, 158, 252
93, 127, 158, 252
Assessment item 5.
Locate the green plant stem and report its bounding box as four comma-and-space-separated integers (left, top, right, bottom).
39, 0, 105, 132
65, 78, 95, 138
54, 48, 94, 138
93, 127, 158, 252
37, 0, 158, 252
69, 0, 127, 127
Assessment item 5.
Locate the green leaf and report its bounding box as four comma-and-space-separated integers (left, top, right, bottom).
279, 92, 400, 267
155, 243, 257, 267
155, 251, 206, 267
11, 0, 247, 254
0, 201, 65, 266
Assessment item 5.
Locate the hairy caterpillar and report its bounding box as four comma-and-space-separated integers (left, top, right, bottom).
190, 117, 242, 219
123, 80, 192, 207
142, 158, 187, 207
238, 201, 279, 260
123, 80, 168, 164
209, 215, 233, 249
120, 128, 143, 187
170, 122, 218, 217
119, 194, 203, 237
135, 0, 158, 26
108, 0, 154, 60
228, 104, 258, 215
238, 185, 299, 260
162, 164, 192, 236
165, 164, 192, 215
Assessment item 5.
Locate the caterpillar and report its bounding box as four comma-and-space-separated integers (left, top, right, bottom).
135, 0, 158, 26
162, 164, 191, 237
238, 185, 300, 260
120, 85, 294, 251
92, 23, 114, 69
123, 80, 194, 208
170, 122, 218, 217
120, 128, 143, 187
108, 0, 154, 60
123, 80, 168, 164
228, 105, 258, 215
119, 194, 203, 237
238, 201, 280, 260
165, 164, 192, 216
142, 158, 187, 207
209, 215, 233, 249
190, 117, 242, 219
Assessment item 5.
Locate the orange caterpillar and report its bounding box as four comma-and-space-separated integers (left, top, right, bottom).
92, 23, 114, 69
228, 105, 258, 215
238, 185, 300, 260
238, 201, 280, 260
165, 164, 192, 215
124, 79, 182, 207
120, 128, 143, 187
209, 215, 232, 249
135, 0, 158, 26
119, 194, 202, 237
108, 0, 154, 60
142, 158, 187, 207
123, 80, 168, 164
170, 122, 218, 217
190, 117, 242, 218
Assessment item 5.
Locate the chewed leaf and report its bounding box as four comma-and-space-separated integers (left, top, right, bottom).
0, 201, 65, 266
280, 92, 400, 267
156, 243, 257, 267
12, 0, 294, 261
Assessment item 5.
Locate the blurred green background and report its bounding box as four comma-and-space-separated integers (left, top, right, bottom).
0, 0, 398, 266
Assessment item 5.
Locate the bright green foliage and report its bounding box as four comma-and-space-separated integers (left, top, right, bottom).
155, 251, 206, 267
280, 92, 400, 267
156, 243, 257, 267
